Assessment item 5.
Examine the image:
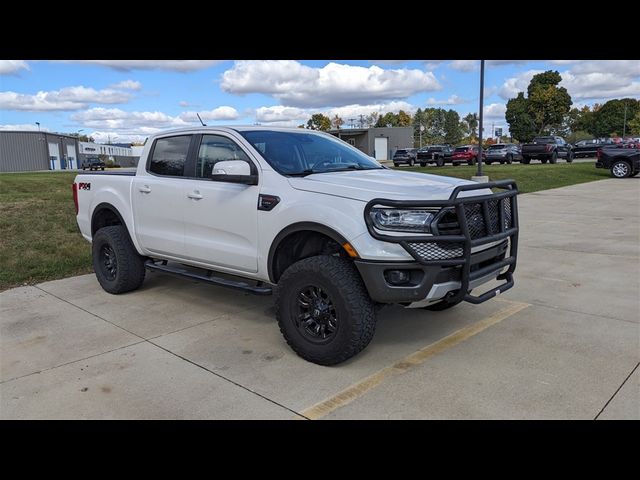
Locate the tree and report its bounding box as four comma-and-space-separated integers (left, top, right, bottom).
306, 113, 331, 131
463, 112, 478, 138
591, 98, 640, 137
397, 110, 412, 127
505, 92, 537, 142
331, 114, 344, 130
443, 110, 463, 145
365, 111, 379, 128
525, 71, 572, 134
627, 111, 640, 136
375, 112, 398, 127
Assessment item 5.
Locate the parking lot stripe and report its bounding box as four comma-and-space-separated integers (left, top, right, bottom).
297, 300, 530, 420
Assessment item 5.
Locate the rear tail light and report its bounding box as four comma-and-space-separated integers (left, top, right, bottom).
72, 183, 79, 215
596, 148, 601, 159
545, 144, 554, 152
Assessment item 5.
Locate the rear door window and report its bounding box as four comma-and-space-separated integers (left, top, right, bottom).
149, 135, 191, 177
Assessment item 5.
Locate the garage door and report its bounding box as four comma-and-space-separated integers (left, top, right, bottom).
374, 137, 388, 161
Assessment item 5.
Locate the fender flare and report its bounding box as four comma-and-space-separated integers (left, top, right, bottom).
267, 222, 349, 283
91, 202, 135, 246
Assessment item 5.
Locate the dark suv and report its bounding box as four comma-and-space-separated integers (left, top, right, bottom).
416, 145, 454, 167
392, 148, 418, 167
81, 157, 105, 171
485, 144, 523, 164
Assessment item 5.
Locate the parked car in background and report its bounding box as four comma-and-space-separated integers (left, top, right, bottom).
81, 157, 105, 171
450, 145, 481, 166
392, 148, 418, 167
416, 145, 454, 167
572, 139, 602, 158
521, 136, 574, 164
596, 146, 640, 178
485, 144, 523, 165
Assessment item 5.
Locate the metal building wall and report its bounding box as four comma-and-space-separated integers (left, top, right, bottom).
0, 131, 49, 172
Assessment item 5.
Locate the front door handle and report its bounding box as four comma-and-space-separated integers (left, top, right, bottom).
139, 185, 151, 193
187, 191, 203, 200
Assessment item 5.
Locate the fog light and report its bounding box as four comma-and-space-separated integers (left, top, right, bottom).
385, 269, 411, 285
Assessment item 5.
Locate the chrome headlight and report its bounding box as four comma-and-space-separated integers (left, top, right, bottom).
370, 208, 436, 233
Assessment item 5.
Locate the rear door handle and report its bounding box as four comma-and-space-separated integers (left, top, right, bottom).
187, 191, 203, 200
139, 185, 151, 193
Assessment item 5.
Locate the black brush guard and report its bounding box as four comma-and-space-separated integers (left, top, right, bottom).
364, 180, 519, 305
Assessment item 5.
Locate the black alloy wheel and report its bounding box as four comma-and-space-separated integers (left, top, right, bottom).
295, 286, 338, 343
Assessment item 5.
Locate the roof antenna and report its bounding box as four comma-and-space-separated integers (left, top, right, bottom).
196, 113, 207, 126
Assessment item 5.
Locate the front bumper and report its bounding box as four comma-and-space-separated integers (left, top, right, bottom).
360, 180, 519, 305
355, 240, 508, 304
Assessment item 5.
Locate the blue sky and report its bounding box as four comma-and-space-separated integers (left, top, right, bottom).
1, 60, 638, 143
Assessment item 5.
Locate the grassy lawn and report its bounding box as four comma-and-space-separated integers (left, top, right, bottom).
0, 172, 92, 291
0, 162, 610, 291
397, 161, 610, 194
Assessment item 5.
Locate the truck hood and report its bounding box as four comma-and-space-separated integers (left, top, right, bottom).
287, 168, 482, 202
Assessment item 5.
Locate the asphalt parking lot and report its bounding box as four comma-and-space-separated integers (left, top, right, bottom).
1, 178, 638, 419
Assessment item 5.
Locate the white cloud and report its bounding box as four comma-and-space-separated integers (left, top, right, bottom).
254, 101, 415, 125
426, 95, 467, 105
179, 106, 239, 121
483, 103, 507, 120
0, 123, 48, 131
109, 79, 142, 90
179, 100, 198, 107
0, 60, 29, 75
71, 105, 238, 139
62, 60, 224, 72
423, 61, 444, 70
221, 60, 440, 108
255, 106, 308, 123
499, 61, 640, 102
499, 69, 544, 99
449, 60, 478, 72
0, 86, 132, 111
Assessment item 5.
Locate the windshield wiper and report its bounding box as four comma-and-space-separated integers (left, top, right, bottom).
287, 165, 382, 177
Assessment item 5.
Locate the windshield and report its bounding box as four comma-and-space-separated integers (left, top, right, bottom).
395, 149, 407, 154
489, 144, 506, 150
534, 137, 555, 143
239, 130, 383, 176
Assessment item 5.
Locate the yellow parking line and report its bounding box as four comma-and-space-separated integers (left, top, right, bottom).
298, 300, 530, 420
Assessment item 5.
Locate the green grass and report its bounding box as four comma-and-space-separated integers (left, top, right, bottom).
0, 163, 611, 290
397, 161, 610, 194
0, 172, 92, 291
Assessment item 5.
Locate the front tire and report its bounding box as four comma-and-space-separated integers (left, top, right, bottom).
420, 162, 426, 167
92, 225, 146, 294
611, 160, 632, 178
522, 156, 531, 164
436, 157, 444, 167
506, 154, 513, 164
566, 151, 574, 163
275, 255, 376, 365
409, 158, 415, 167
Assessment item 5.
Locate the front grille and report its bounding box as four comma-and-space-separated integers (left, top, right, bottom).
462, 198, 513, 239
406, 241, 463, 260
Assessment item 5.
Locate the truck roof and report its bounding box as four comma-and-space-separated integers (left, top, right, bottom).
147, 125, 324, 138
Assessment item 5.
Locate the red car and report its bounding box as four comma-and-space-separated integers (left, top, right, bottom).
450, 145, 485, 165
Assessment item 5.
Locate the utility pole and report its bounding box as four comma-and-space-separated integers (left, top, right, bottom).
473, 60, 487, 181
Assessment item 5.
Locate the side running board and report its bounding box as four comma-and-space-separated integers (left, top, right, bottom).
145, 260, 273, 295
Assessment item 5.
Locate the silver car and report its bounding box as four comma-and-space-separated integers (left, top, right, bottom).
485, 143, 523, 165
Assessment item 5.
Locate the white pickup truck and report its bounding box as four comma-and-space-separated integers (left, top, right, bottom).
74, 126, 519, 365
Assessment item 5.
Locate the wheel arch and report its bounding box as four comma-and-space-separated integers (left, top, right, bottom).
268, 222, 351, 283
90, 203, 138, 250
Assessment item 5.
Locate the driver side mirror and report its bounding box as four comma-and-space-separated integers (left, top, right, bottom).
210, 160, 258, 185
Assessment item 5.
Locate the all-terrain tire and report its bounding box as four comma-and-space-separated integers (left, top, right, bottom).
275, 255, 376, 365
92, 225, 146, 294
566, 150, 574, 163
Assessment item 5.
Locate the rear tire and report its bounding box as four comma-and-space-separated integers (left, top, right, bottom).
549, 151, 557, 164
506, 154, 513, 164
275, 255, 376, 365
611, 160, 632, 178
522, 156, 531, 164
409, 158, 415, 167
92, 225, 146, 294
566, 151, 574, 163
420, 162, 426, 167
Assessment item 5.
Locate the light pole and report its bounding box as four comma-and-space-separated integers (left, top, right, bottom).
35, 122, 40, 132
473, 60, 487, 182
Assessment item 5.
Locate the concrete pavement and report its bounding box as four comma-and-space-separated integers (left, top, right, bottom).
1, 178, 638, 419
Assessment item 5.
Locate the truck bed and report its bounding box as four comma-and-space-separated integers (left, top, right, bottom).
76, 170, 136, 176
